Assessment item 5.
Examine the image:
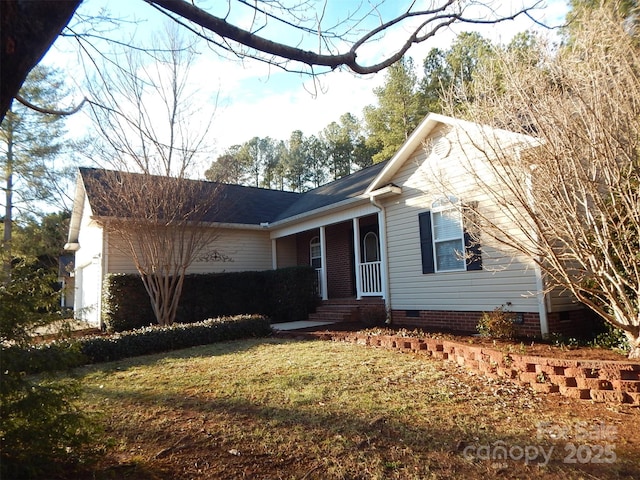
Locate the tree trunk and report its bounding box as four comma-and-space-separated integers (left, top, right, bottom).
626, 331, 640, 360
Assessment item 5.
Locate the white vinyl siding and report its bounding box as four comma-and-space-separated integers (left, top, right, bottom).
275, 235, 297, 268
73, 195, 104, 326
382, 127, 540, 313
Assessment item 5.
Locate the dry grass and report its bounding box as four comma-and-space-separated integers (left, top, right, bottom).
70, 338, 640, 479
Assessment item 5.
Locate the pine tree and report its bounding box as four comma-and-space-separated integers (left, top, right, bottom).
1, 65, 73, 280
364, 57, 427, 163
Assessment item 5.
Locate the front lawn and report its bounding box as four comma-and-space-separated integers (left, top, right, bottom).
72, 338, 639, 479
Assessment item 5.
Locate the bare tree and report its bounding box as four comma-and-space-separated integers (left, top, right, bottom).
1, 0, 544, 121
447, 5, 640, 357
84, 25, 222, 326
81, 169, 221, 326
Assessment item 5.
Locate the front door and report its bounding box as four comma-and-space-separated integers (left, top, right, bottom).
360, 227, 382, 296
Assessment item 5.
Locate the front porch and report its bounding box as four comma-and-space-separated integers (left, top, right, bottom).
271, 297, 386, 332
272, 213, 388, 301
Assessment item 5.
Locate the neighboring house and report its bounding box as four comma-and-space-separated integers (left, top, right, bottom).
65, 113, 587, 335
58, 254, 74, 309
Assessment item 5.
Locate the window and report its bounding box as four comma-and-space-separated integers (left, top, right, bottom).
310, 236, 321, 269
431, 197, 465, 272
418, 198, 482, 274
363, 232, 380, 263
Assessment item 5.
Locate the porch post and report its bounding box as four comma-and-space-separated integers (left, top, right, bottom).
319, 226, 328, 300
377, 209, 389, 301
352, 217, 362, 299
271, 238, 277, 270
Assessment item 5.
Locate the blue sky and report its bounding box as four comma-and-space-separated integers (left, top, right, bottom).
44, 0, 570, 167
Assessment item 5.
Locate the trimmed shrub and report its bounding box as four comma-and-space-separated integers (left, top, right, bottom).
79, 314, 271, 363
102, 274, 156, 331
103, 267, 317, 332
5, 315, 272, 374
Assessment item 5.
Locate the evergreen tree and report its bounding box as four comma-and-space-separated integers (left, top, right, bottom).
204, 145, 249, 184
421, 32, 495, 114
323, 118, 353, 180
0, 65, 73, 277
364, 57, 427, 163
305, 135, 328, 188
284, 130, 309, 192
258, 137, 278, 189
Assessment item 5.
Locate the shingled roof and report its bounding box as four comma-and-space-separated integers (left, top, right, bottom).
273, 160, 388, 221
79, 160, 388, 226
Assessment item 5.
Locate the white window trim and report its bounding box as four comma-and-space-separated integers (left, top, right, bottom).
431, 197, 466, 273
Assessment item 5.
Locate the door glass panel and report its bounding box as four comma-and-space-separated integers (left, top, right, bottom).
363, 232, 380, 263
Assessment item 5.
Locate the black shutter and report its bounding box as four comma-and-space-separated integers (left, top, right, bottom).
418, 211, 435, 274
463, 201, 482, 271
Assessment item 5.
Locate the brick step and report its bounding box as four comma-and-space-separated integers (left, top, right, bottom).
308, 312, 353, 320
321, 297, 385, 306
308, 298, 385, 323
308, 308, 355, 322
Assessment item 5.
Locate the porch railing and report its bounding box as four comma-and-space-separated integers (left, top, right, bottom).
359, 261, 382, 296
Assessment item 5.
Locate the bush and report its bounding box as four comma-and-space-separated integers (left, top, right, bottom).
0, 257, 96, 478
0, 375, 95, 479
79, 314, 271, 363
103, 267, 317, 332
6, 315, 273, 373
477, 305, 516, 339
591, 322, 631, 353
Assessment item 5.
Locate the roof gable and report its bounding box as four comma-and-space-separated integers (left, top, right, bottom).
365, 113, 458, 194
365, 112, 538, 194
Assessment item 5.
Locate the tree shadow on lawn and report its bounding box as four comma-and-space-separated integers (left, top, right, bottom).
79, 353, 640, 480
76, 336, 283, 374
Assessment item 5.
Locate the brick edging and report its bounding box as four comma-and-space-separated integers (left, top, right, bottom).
283, 330, 640, 405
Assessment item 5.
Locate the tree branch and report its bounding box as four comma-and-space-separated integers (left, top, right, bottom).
15, 94, 86, 116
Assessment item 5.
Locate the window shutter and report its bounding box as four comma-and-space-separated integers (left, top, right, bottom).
418, 212, 435, 274
463, 201, 482, 271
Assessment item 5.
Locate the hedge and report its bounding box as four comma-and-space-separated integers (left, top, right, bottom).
3, 315, 272, 374
103, 266, 317, 332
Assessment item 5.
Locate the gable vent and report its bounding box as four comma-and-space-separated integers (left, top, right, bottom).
432, 136, 451, 158
424, 134, 451, 159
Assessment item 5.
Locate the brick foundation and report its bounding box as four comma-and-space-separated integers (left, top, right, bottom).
391, 309, 543, 337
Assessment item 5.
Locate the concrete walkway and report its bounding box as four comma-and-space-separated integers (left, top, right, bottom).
271, 320, 339, 331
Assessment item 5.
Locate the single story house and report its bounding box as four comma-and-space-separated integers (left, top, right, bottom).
65, 113, 587, 335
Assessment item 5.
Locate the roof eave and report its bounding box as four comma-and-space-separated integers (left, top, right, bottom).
268, 195, 370, 229
369, 184, 402, 198
66, 171, 87, 245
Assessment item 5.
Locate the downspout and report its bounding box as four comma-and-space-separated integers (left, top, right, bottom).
524, 155, 549, 337
100, 227, 108, 331
369, 195, 392, 324
534, 264, 549, 338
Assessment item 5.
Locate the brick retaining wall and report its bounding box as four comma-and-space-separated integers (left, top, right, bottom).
308, 331, 640, 405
